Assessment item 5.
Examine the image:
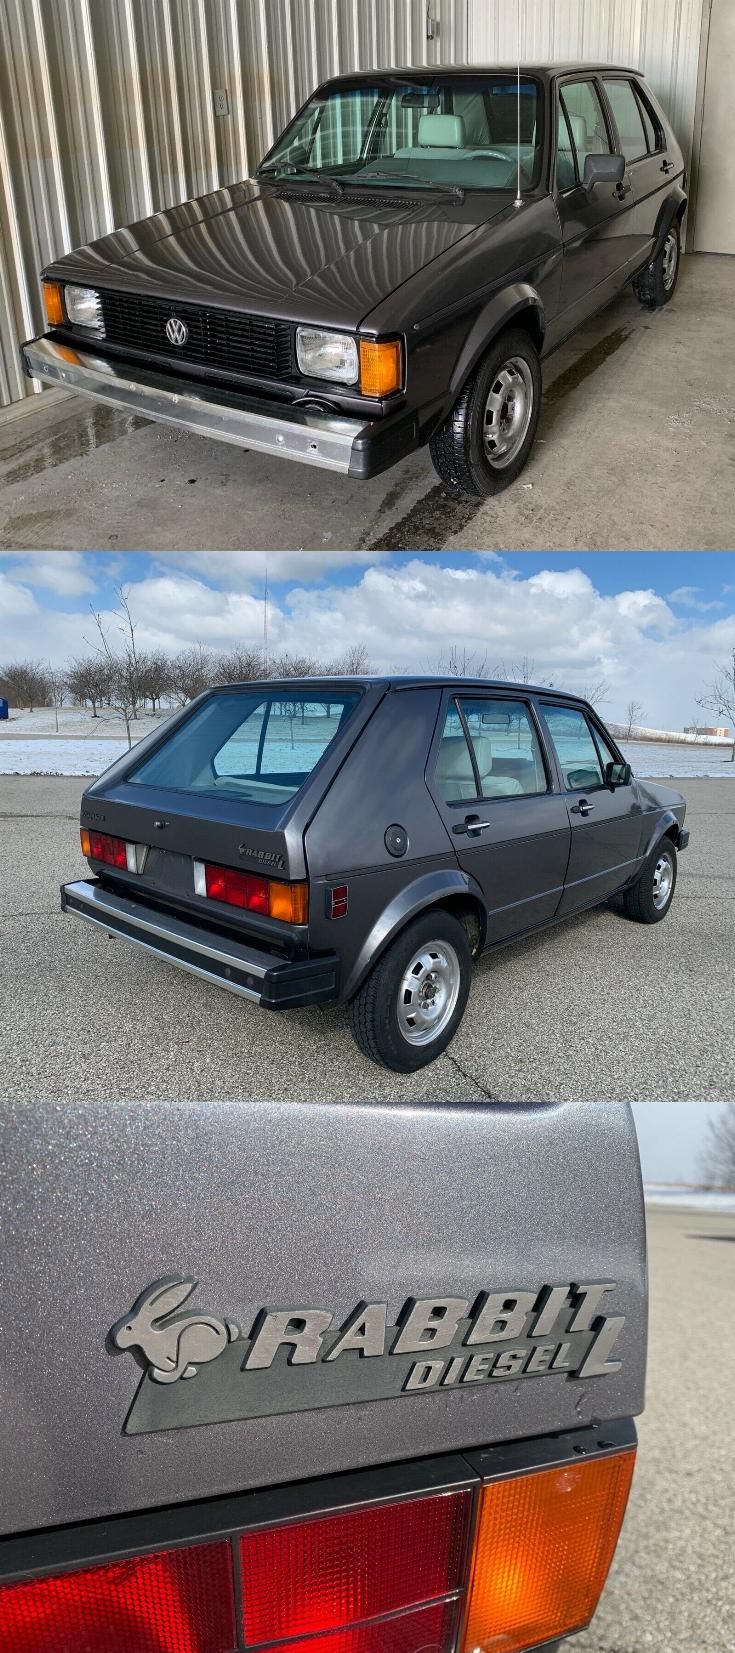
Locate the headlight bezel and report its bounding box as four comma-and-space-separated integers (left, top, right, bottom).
64, 284, 106, 335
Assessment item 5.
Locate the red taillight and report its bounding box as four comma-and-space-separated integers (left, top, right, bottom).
239, 1491, 471, 1647
196, 860, 309, 924
279, 1600, 458, 1653
84, 829, 128, 870
0, 1541, 235, 1653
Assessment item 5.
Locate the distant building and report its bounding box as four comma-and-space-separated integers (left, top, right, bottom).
684, 725, 730, 738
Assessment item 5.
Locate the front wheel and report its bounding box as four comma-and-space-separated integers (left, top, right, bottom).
348, 910, 472, 1072
633, 220, 681, 309
429, 328, 542, 497
618, 840, 678, 923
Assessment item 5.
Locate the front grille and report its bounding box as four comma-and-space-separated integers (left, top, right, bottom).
97, 290, 294, 379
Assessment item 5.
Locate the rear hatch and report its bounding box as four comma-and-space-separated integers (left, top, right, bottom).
0, 1099, 646, 1536
79, 682, 385, 924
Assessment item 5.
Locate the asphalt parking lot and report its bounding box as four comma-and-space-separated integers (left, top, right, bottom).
1, 774, 733, 1102
1, 255, 733, 553
576, 1202, 735, 1653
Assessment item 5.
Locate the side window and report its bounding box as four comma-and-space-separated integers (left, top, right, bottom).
540, 705, 606, 792
557, 80, 612, 189
635, 85, 663, 154
602, 79, 648, 164
435, 698, 547, 802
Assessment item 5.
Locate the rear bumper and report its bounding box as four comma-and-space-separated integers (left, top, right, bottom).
60, 879, 340, 1009
22, 334, 419, 478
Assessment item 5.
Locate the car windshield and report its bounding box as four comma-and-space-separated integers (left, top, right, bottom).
258, 76, 543, 194
128, 689, 361, 806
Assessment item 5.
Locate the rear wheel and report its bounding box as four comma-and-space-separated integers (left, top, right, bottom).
634, 220, 681, 309
348, 910, 472, 1072
618, 839, 678, 923
429, 328, 542, 497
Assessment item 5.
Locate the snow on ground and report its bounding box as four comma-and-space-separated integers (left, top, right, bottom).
0, 739, 130, 775
0, 706, 166, 738
644, 1184, 735, 1212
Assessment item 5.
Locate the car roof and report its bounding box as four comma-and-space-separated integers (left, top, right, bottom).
213, 676, 592, 704
318, 64, 642, 84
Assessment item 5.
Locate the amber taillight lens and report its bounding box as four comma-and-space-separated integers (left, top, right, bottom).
461, 1448, 636, 1653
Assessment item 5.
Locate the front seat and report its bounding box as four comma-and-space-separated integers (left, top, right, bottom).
435, 734, 523, 800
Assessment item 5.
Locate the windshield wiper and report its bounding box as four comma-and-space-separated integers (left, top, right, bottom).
257, 165, 344, 196
353, 169, 465, 201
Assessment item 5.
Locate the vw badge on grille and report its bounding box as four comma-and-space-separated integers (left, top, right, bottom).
165, 315, 188, 346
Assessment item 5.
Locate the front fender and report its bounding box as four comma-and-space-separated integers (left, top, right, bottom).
342, 868, 486, 1001
639, 809, 683, 864
448, 280, 546, 398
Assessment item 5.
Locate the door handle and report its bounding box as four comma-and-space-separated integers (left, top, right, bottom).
570, 799, 595, 817
661, 159, 675, 174
615, 179, 632, 199
453, 815, 492, 836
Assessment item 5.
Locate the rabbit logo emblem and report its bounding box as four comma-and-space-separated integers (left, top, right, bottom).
111, 1276, 239, 1384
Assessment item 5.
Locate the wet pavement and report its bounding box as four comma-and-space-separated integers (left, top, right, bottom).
1, 253, 732, 552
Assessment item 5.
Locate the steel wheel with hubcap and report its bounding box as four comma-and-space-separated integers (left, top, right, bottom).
429, 326, 542, 497
634, 219, 681, 309
662, 230, 679, 293
652, 849, 674, 911
618, 838, 678, 923
348, 909, 472, 1071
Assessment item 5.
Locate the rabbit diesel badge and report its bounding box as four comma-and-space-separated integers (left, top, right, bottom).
112, 1278, 626, 1436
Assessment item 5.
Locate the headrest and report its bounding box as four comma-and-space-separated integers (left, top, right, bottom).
436, 735, 492, 778
567, 113, 588, 152
418, 112, 466, 149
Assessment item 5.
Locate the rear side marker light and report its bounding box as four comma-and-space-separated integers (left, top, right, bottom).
193, 859, 309, 924
461, 1448, 636, 1653
0, 1540, 236, 1653
329, 883, 349, 918
239, 1490, 471, 1647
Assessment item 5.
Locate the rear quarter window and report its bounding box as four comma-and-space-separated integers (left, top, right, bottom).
128, 689, 361, 806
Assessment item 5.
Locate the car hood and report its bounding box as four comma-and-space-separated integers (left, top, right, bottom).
43, 179, 512, 331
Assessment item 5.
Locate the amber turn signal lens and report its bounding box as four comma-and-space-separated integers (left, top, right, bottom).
42, 280, 65, 327
461, 1448, 636, 1653
268, 880, 309, 924
359, 338, 403, 397
80, 828, 91, 857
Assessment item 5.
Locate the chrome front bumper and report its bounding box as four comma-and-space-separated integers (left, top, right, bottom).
60, 879, 340, 1008
23, 335, 366, 473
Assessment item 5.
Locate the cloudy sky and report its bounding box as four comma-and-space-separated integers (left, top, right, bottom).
1, 550, 733, 728
631, 1103, 721, 1183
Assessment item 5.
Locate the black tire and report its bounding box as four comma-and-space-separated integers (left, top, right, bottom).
348, 910, 472, 1073
618, 839, 678, 924
633, 219, 681, 309
429, 327, 542, 497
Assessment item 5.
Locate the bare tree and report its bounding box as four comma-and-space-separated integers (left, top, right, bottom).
625, 699, 644, 738
215, 646, 266, 683
700, 1104, 735, 1190
0, 659, 50, 711
696, 648, 735, 762
87, 610, 134, 748
439, 644, 491, 678
578, 677, 610, 708
136, 650, 172, 713
330, 643, 371, 675
169, 644, 213, 705
66, 655, 113, 718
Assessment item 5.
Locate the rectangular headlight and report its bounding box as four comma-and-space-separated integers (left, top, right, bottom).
296, 327, 358, 385
65, 284, 105, 334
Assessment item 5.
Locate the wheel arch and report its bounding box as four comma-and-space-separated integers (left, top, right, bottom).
342, 870, 487, 1001
640, 809, 682, 863
447, 282, 546, 404
650, 185, 688, 262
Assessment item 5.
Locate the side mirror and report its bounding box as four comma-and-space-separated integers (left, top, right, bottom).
606, 760, 632, 789
583, 152, 626, 191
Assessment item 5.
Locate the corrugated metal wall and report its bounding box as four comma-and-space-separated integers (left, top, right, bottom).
468, 0, 707, 177
0, 0, 467, 409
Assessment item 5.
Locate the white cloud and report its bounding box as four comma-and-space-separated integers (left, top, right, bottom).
4, 553, 97, 597
667, 585, 724, 613
1, 556, 733, 731
153, 551, 375, 587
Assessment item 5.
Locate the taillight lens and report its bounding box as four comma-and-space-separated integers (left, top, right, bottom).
240, 1491, 471, 1647
461, 1448, 636, 1653
0, 1541, 235, 1653
279, 1600, 458, 1653
195, 860, 308, 924
82, 828, 128, 870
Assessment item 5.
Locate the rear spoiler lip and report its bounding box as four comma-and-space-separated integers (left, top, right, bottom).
60, 878, 340, 1009
0, 1418, 636, 1585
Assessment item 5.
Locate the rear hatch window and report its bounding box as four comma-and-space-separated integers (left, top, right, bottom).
128, 689, 361, 806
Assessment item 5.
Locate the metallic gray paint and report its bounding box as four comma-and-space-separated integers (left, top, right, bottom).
0, 1100, 646, 1535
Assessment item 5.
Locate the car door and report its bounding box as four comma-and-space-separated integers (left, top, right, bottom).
554, 76, 636, 330
537, 702, 644, 917
599, 75, 673, 265
428, 693, 570, 944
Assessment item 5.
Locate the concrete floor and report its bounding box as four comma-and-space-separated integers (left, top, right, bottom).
2, 774, 733, 1102
575, 1203, 735, 1653
0, 254, 733, 552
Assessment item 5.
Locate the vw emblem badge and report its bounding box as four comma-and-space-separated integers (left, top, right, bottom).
165, 315, 188, 346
